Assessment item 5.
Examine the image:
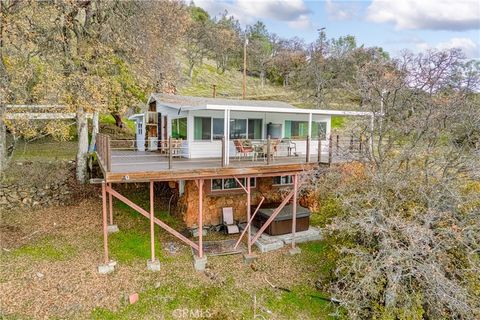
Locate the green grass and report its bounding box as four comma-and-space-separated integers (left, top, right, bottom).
107, 190, 181, 264
11, 138, 77, 161
12, 236, 77, 261
108, 230, 166, 264
91, 280, 335, 320
91, 284, 251, 319
262, 285, 335, 319
331, 116, 347, 129
99, 114, 136, 132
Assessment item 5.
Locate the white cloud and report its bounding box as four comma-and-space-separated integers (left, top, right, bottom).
417, 37, 480, 58
194, 0, 312, 29
288, 14, 312, 29
367, 0, 480, 31
325, 0, 359, 21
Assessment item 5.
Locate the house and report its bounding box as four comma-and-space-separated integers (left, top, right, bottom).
129, 93, 370, 161
95, 94, 374, 273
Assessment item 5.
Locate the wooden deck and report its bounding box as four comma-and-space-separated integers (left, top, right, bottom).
103, 150, 330, 182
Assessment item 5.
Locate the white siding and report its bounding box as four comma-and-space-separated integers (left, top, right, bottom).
159, 108, 332, 159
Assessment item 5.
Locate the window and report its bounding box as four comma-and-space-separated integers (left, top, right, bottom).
285, 121, 308, 138
212, 118, 224, 140
211, 178, 256, 191
248, 119, 263, 139
230, 119, 247, 139
312, 121, 327, 139
172, 118, 187, 139
194, 117, 211, 140
285, 121, 327, 139
137, 121, 143, 135
272, 175, 293, 185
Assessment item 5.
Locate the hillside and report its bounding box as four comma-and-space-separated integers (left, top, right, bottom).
177, 60, 358, 111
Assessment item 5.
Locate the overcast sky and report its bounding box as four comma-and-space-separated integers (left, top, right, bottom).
195, 0, 480, 59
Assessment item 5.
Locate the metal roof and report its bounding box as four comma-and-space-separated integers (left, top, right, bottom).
150, 93, 296, 109
149, 93, 374, 117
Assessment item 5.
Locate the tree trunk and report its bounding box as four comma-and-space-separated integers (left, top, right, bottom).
111, 112, 124, 128
76, 107, 89, 183
260, 70, 265, 89
0, 105, 6, 176
88, 111, 99, 153
188, 63, 194, 78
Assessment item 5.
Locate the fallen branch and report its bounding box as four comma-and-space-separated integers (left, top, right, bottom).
263, 276, 291, 292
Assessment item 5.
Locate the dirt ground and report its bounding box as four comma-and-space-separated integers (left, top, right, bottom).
0, 193, 333, 319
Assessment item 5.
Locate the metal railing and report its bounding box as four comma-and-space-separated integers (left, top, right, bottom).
97, 134, 368, 172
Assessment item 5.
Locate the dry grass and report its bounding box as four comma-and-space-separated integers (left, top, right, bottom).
0, 193, 334, 319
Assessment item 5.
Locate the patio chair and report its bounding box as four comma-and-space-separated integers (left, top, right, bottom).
222, 207, 239, 234
233, 139, 253, 160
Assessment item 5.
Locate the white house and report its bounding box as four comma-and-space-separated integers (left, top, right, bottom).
129, 94, 372, 165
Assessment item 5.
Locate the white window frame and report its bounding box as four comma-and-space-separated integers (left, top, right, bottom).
211, 177, 257, 191
194, 116, 262, 142
272, 175, 293, 186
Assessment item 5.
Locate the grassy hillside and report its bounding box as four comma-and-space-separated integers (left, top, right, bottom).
178, 61, 356, 130
178, 60, 358, 111
178, 61, 298, 103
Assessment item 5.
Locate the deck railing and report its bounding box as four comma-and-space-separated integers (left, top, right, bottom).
96, 133, 111, 171
98, 134, 368, 173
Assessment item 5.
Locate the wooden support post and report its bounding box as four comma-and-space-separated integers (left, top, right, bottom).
318, 137, 322, 163
328, 135, 333, 165
168, 136, 172, 170
266, 135, 271, 165
198, 179, 204, 258
150, 181, 155, 261
221, 137, 225, 167
107, 185, 198, 250
350, 134, 354, 151
306, 136, 311, 163
101, 182, 109, 264
246, 177, 252, 254
359, 136, 363, 152
291, 174, 298, 248
108, 183, 113, 225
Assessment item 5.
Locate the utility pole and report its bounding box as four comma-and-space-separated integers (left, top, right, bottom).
242, 33, 248, 99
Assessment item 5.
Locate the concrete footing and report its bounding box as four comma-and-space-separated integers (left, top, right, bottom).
243, 253, 258, 264
193, 255, 207, 271
253, 227, 322, 253
107, 224, 119, 234
147, 259, 161, 272
288, 247, 302, 255
98, 260, 117, 274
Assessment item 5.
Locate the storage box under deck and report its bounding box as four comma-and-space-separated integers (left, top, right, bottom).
252, 203, 310, 236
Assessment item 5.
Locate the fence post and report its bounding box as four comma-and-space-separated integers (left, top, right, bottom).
336, 134, 339, 155
359, 136, 363, 153
350, 134, 354, 151
328, 134, 333, 166
106, 135, 111, 172
168, 136, 172, 170
221, 137, 225, 167
317, 136, 322, 163
306, 135, 310, 163
266, 135, 271, 165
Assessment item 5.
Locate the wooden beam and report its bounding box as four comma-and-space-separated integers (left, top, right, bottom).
106, 185, 199, 251
105, 163, 320, 183
5, 112, 93, 120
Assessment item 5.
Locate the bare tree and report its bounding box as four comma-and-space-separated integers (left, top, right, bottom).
321, 49, 480, 319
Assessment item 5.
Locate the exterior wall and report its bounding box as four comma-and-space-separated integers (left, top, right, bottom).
175, 176, 317, 228
186, 109, 332, 159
